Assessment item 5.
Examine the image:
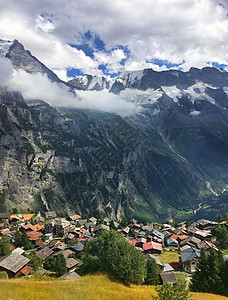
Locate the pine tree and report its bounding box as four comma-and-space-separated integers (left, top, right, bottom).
21, 232, 34, 250
55, 254, 67, 276
145, 258, 160, 285
14, 230, 22, 248
191, 248, 227, 296
185, 219, 191, 228
215, 213, 223, 223
0, 235, 10, 257
191, 248, 210, 292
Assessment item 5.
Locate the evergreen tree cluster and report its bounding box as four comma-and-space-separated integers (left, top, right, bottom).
211, 224, 228, 249
23, 252, 42, 271
215, 213, 228, 223
14, 230, 34, 250
145, 258, 160, 285
81, 230, 146, 285
191, 248, 228, 297
0, 235, 11, 257
44, 254, 67, 276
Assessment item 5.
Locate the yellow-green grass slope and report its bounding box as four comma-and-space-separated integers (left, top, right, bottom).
158, 251, 180, 263
0, 274, 227, 300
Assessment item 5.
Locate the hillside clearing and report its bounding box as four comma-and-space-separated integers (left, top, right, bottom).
0, 274, 227, 300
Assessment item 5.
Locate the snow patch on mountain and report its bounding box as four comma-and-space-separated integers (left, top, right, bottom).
184, 82, 216, 104
190, 110, 201, 116
117, 70, 144, 86
119, 88, 163, 105
161, 86, 182, 103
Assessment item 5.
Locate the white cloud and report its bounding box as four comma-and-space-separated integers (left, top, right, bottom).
94, 49, 126, 73
75, 90, 141, 116
0, 57, 14, 86
4, 68, 140, 116
0, 0, 228, 75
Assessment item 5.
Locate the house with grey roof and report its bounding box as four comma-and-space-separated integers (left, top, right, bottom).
36, 246, 54, 260
145, 254, 165, 271
77, 219, 88, 227
180, 247, 201, 272
0, 252, 30, 277
60, 272, 81, 279
141, 224, 154, 232
151, 229, 164, 241
93, 224, 110, 233
89, 217, 97, 224
160, 272, 178, 285
163, 263, 174, 272
70, 242, 85, 258
167, 238, 179, 249
45, 211, 57, 220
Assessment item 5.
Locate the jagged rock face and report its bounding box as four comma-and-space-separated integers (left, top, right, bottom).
68, 74, 113, 91
0, 39, 64, 85
0, 39, 228, 221
0, 88, 209, 220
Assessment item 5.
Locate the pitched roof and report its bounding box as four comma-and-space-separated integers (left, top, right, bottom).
180, 236, 201, 245
9, 214, 35, 221
89, 217, 97, 223
21, 223, 36, 231
12, 247, 24, 255
143, 241, 163, 252
141, 224, 153, 232
66, 258, 80, 269
145, 254, 165, 267
160, 272, 178, 284
152, 229, 164, 239
167, 238, 179, 246
33, 224, 44, 231
26, 231, 43, 240
93, 224, 110, 232
45, 211, 57, 219
53, 249, 73, 259
52, 242, 67, 251
36, 246, 54, 260
20, 266, 32, 275
60, 272, 81, 279
70, 242, 84, 252
0, 252, 30, 273
163, 263, 174, 272
67, 214, 81, 221
180, 247, 200, 263
77, 219, 87, 226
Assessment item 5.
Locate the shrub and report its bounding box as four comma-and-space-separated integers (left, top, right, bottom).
153, 281, 191, 300
0, 271, 8, 279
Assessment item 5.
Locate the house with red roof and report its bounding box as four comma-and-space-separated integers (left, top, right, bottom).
143, 241, 163, 254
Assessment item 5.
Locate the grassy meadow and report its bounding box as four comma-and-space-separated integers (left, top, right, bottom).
158, 251, 180, 263
0, 274, 227, 300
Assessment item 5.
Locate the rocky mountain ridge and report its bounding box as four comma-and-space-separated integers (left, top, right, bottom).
0, 39, 227, 221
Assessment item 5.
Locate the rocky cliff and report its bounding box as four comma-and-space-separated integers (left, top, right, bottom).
0, 39, 228, 221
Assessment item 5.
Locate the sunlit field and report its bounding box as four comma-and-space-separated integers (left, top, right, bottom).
0, 274, 227, 300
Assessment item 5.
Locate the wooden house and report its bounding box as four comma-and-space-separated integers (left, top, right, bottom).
0, 252, 31, 278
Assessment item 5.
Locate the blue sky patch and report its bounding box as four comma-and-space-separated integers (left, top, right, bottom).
147, 59, 185, 69
211, 62, 228, 69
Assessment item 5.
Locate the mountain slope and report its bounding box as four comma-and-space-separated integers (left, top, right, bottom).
0, 39, 68, 86
0, 87, 209, 220
0, 39, 227, 221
